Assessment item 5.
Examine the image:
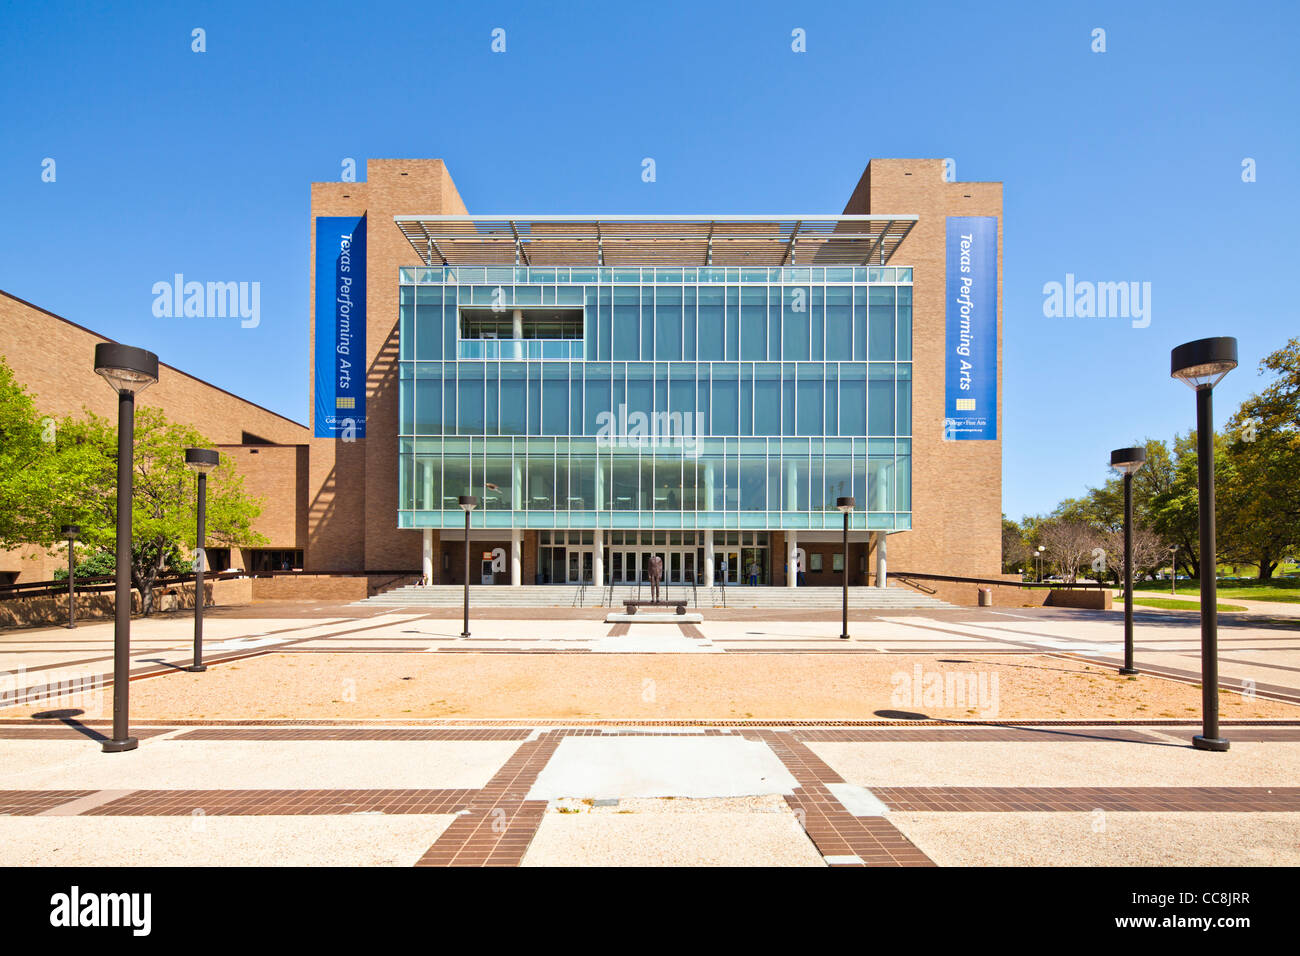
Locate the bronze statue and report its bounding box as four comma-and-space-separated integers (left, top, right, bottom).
648, 553, 663, 602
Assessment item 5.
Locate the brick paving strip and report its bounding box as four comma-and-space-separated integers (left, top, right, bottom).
0, 726, 173, 740
171, 728, 533, 741
6, 717, 1300, 729
414, 732, 561, 867
86, 788, 475, 816
796, 727, 1163, 743
747, 730, 936, 867
871, 787, 1300, 812
0, 790, 97, 815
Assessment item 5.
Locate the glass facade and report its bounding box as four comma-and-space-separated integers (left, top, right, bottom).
398, 266, 912, 532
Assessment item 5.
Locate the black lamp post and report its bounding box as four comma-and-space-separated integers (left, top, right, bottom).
93, 342, 159, 754
1036, 545, 1045, 582
60, 524, 80, 629
1110, 446, 1146, 676
459, 495, 478, 638
837, 497, 855, 640
1171, 336, 1237, 753
184, 448, 220, 672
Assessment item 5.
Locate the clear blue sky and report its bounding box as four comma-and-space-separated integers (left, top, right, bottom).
2, 1, 1297, 521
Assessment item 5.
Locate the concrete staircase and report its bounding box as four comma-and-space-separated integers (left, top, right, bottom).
357, 583, 953, 610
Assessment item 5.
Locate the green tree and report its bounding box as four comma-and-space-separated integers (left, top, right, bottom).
1221, 339, 1300, 579
1147, 431, 1223, 578
56, 406, 265, 615
0, 355, 93, 553
1001, 515, 1028, 573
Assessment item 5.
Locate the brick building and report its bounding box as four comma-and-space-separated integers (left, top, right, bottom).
1, 158, 1002, 588
0, 292, 309, 584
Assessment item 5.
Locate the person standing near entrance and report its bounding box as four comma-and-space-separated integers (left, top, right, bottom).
747, 560, 760, 586
648, 553, 663, 602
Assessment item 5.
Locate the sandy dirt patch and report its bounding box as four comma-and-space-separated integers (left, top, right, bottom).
2, 652, 1295, 721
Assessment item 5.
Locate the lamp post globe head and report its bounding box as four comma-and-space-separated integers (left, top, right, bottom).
1037, 545, 1045, 553
1110, 446, 1147, 476
836, 496, 856, 514
61, 524, 79, 541
93, 343, 159, 395
1171, 336, 1238, 390
184, 448, 221, 474
458, 495, 479, 513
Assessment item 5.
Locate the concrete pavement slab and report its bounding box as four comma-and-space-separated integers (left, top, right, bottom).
0, 815, 457, 867
527, 736, 798, 799
521, 795, 824, 866
810, 740, 1300, 788
2, 738, 522, 791
889, 811, 1300, 866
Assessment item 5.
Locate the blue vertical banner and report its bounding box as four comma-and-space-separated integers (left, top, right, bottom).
314, 216, 367, 438
944, 216, 998, 440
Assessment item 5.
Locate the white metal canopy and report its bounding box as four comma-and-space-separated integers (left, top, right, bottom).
393, 214, 918, 268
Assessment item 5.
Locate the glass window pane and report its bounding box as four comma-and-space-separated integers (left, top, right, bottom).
415, 287, 443, 360
897, 452, 912, 511
655, 287, 682, 361
840, 364, 866, 435
869, 365, 895, 436
612, 453, 637, 510
612, 286, 639, 360
711, 364, 738, 435
825, 286, 852, 359
527, 453, 555, 510
754, 364, 779, 434
725, 287, 740, 360
797, 365, 822, 435
584, 363, 610, 435
457, 363, 485, 433
500, 365, 525, 435
443, 454, 471, 508
896, 365, 912, 435
740, 443, 765, 511
698, 287, 724, 360
852, 288, 867, 361
896, 286, 912, 361
869, 286, 896, 361
782, 287, 810, 361
542, 365, 567, 434
825, 456, 852, 511
740, 288, 766, 360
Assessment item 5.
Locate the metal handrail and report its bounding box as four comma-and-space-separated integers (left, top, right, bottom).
889, 570, 1111, 590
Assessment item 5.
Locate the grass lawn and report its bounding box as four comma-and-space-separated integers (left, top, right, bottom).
1134, 576, 1300, 604
1120, 597, 1248, 613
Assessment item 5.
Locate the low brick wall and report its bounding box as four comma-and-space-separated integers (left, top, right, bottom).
894, 578, 1111, 609
1045, 588, 1113, 610
0, 577, 253, 629
249, 574, 373, 602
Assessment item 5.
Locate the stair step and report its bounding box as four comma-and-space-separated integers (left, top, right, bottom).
358, 584, 952, 609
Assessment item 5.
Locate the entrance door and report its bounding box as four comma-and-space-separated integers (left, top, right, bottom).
717, 550, 740, 585
480, 559, 494, 585
565, 549, 593, 584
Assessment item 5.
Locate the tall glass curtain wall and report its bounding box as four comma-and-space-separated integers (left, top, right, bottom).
398, 267, 913, 531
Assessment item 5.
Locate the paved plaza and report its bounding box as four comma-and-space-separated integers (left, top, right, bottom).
2, 600, 1298, 867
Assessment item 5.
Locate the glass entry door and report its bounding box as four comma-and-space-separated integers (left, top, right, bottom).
566, 549, 593, 584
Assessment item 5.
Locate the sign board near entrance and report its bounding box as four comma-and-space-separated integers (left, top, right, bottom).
943, 216, 997, 441
314, 216, 367, 438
